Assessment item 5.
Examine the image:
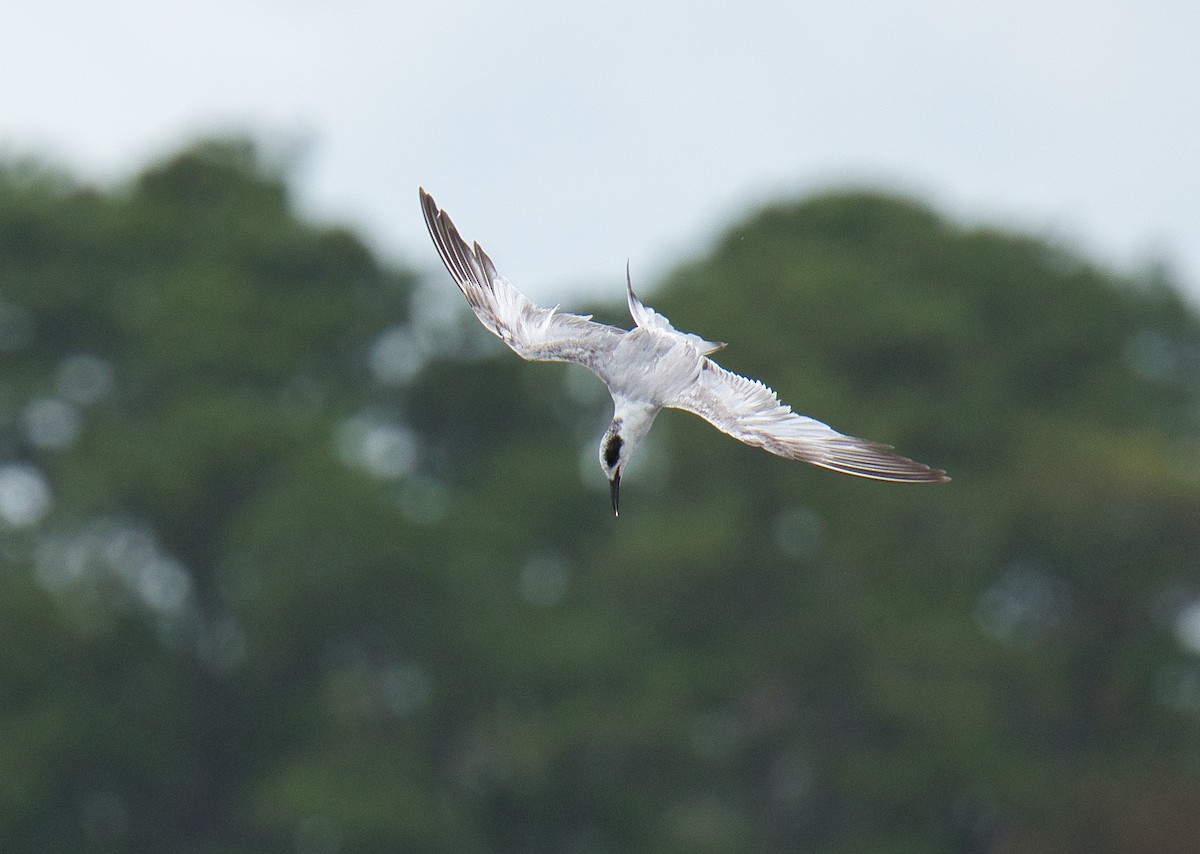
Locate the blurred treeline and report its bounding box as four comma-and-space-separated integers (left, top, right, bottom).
3, 138, 1200, 853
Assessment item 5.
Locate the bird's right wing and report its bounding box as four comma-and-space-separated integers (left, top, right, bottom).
667, 359, 949, 483
420, 189, 624, 378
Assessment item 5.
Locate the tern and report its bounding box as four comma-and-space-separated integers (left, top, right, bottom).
420, 188, 948, 514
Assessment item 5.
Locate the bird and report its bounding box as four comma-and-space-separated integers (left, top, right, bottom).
419, 188, 948, 514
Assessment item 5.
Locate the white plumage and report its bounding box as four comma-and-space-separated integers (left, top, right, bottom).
420, 188, 948, 513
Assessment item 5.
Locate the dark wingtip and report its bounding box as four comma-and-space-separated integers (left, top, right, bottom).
910, 466, 950, 484
419, 187, 439, 232
901, 464, 951, 484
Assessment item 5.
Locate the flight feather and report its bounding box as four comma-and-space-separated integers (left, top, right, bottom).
669, 360, 949, 483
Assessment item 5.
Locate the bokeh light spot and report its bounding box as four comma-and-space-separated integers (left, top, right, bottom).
1175, 599, 1200, 656
336, 414, 417, 480
21, 396, 82, 449
0, 462, 52, 527
369, 324, 426, 386
57, 353, 115, 405
975, 558, 1071, 646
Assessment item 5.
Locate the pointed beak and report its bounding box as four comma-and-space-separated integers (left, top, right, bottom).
609, 472, 621, 516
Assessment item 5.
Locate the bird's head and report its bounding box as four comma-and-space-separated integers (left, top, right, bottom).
599, 422, 626, 515
598, 408, 659, 515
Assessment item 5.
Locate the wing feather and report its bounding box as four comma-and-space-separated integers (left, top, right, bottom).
668, 360, 949, 483
420, 189, 623, 376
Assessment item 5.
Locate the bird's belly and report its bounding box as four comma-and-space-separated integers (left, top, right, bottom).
609, 331, 703, 404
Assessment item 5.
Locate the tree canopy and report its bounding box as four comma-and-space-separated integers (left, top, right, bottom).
3, 139, 1200, 853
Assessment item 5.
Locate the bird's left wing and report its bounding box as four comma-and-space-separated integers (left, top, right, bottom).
666, 359, 949, 483
420, 189, 624, 379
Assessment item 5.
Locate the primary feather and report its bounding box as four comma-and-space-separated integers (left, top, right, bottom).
420, 189, 623, 378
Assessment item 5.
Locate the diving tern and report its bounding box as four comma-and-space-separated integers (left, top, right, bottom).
419, 189, 948, 514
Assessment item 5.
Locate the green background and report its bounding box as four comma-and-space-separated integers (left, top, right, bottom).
3, 139, 1199, 852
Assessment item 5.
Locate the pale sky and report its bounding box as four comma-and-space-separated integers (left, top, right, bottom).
3, 0, 1198, 303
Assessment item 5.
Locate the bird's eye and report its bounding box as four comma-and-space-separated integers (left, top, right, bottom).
604, 435, 623, 468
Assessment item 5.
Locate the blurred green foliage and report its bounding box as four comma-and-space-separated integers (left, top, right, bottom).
3, 139, 1200, 853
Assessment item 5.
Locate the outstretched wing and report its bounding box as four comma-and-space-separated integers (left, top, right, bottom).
667, 359, 949, 483
420, 188, 624, 378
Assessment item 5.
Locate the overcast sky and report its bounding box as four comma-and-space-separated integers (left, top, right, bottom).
3, 0, 1198, 304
